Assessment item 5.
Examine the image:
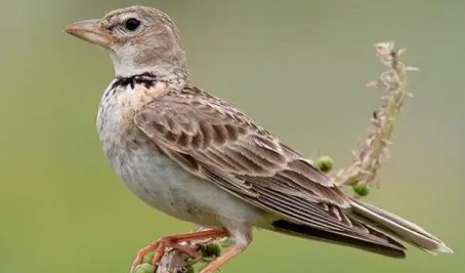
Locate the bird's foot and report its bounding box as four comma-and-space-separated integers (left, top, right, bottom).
130, 228, 229, 273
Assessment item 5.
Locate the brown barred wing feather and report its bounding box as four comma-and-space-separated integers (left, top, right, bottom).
134, 86, 406, 257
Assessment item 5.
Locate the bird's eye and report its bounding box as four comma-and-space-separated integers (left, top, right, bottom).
124, 18, 141, 31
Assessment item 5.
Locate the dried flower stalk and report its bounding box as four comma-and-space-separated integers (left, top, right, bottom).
333, 41, 417, 187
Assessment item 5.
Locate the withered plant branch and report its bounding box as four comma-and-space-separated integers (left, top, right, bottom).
334, 42, 417, 187
156, 248, 192, 273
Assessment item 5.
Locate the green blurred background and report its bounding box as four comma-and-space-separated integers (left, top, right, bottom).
1, 1, 463, 272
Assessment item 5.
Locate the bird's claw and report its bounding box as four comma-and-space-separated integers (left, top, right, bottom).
130, 238, 201, 273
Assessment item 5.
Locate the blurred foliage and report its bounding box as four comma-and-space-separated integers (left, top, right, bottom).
0, 1, 463, 273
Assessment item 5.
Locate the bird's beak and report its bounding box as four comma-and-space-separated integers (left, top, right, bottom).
65, 19, 114, 49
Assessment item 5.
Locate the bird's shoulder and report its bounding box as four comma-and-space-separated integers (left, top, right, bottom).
151, 85, 259, 129
136, 85, 343, 190
136, 85, 284, 158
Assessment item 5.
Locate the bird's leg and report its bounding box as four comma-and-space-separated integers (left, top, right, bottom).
130, 228, 229, 272
198, 226, 252, 273
199, 241, 250, 273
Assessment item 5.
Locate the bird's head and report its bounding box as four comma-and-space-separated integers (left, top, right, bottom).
66, 6, 187, 77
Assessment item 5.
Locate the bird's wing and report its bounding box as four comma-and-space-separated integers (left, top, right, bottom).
133, 87, 402, 248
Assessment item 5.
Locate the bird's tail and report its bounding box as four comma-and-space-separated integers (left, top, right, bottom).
269, 198, 452, 258
349, 198, 453, 255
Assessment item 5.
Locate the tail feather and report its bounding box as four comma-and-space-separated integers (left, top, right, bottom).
272, 219, 406, 258
349, 199, 453, 254
269, 198, 452, 258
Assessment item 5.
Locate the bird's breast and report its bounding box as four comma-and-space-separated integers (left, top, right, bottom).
95, 82, 270, 227
96, 83, 195, 218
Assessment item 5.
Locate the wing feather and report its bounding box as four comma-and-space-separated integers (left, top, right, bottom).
133, 86, 402, 250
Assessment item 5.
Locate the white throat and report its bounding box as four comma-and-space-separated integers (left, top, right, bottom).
110, 50, 154, 78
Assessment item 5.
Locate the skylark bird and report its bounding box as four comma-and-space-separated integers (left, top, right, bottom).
66, 6, 452, 273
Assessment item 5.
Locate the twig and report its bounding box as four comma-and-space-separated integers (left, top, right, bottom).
156, 248, 192, 273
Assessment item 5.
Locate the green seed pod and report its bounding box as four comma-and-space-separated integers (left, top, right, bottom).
353, 183, 370, 196
134, 263, 155, 273
201, 243, 221, 258
316, 155, 334, 173
142, 251, 155, 264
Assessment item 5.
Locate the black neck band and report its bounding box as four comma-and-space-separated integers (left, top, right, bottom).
111, 72, 158, 90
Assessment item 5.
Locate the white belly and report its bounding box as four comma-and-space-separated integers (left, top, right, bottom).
116, 145, 268, 226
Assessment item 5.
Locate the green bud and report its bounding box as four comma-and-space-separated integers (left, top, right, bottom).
134, 263, 155, 273
142, 251, 155, 264
316, 155, 334, 173
201, 243, 221, 258
353, 183, 370, 196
